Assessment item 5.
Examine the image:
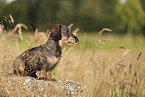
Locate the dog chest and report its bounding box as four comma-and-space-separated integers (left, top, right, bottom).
46, 56, 60, 65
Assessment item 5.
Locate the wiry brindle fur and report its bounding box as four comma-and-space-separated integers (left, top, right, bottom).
13, 24, 79, 80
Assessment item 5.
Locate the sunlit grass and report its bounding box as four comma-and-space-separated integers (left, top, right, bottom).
77, 33, 145, 51
0, 32, 145, 96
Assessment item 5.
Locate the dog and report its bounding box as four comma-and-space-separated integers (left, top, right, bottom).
13, 24, 79, 80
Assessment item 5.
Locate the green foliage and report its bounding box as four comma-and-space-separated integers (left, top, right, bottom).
26, 0, 39, 29
0, 0, 6, 14
2, 1, 28, 24
36, 0, 60, 30
0, 0, 145, 35
140, 0, 145, 10
56, 0, 74, 23
115, 0, 145, 36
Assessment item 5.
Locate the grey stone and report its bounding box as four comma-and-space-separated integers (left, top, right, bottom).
0, 73, 90, 97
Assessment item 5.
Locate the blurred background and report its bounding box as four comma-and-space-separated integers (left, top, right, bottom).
0, 0, 145, 37
0, 1, 145, 96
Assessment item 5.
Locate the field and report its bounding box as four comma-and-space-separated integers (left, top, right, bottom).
0, 30, 145, 96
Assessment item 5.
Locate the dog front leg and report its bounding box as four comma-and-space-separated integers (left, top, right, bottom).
37, 70, 56, 81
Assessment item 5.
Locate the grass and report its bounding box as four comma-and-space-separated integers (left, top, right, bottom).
77, 33, 145, 51
0, 31, 145, 96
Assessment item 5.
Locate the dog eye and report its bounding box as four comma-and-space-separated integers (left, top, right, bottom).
66, 30, 69, 33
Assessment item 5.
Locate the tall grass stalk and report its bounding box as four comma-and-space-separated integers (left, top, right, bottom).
0, 19, 145, 96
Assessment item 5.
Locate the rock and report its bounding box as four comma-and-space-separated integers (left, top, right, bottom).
0, 73, 90, 96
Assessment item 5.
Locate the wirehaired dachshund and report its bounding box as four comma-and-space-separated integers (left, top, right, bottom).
13, 24, 79, 80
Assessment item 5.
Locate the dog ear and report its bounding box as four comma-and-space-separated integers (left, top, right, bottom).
50, 24, 62, 41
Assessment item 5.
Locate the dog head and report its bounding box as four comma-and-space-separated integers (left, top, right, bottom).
50, 24, 79, 45
50, 24, 62, 41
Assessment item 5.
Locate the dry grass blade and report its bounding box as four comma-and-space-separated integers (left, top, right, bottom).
0, 15, 13, 28
34, 28, 47, 45
102, 38, 113, 43
72, 28, 79, 36
122, 49, 131, 57
129, 92, 137, 97
35, 28, 46, 37
137, 52, 142, 60
98, 28, 112, 35
34, 28, 39, 37
9, 14, 14, 24
91, 28, 112, 48
94, 28, 112, 42
83, 32, 87, 40
68, 23, 73, 28
0, 24, 4, 34
68, 23, 79, 36
47, 31, 51, 39
128, 83, 136, 89
11, 23, 28, 40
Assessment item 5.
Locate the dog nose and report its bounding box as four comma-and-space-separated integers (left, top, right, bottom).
75, 38, 79, 43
